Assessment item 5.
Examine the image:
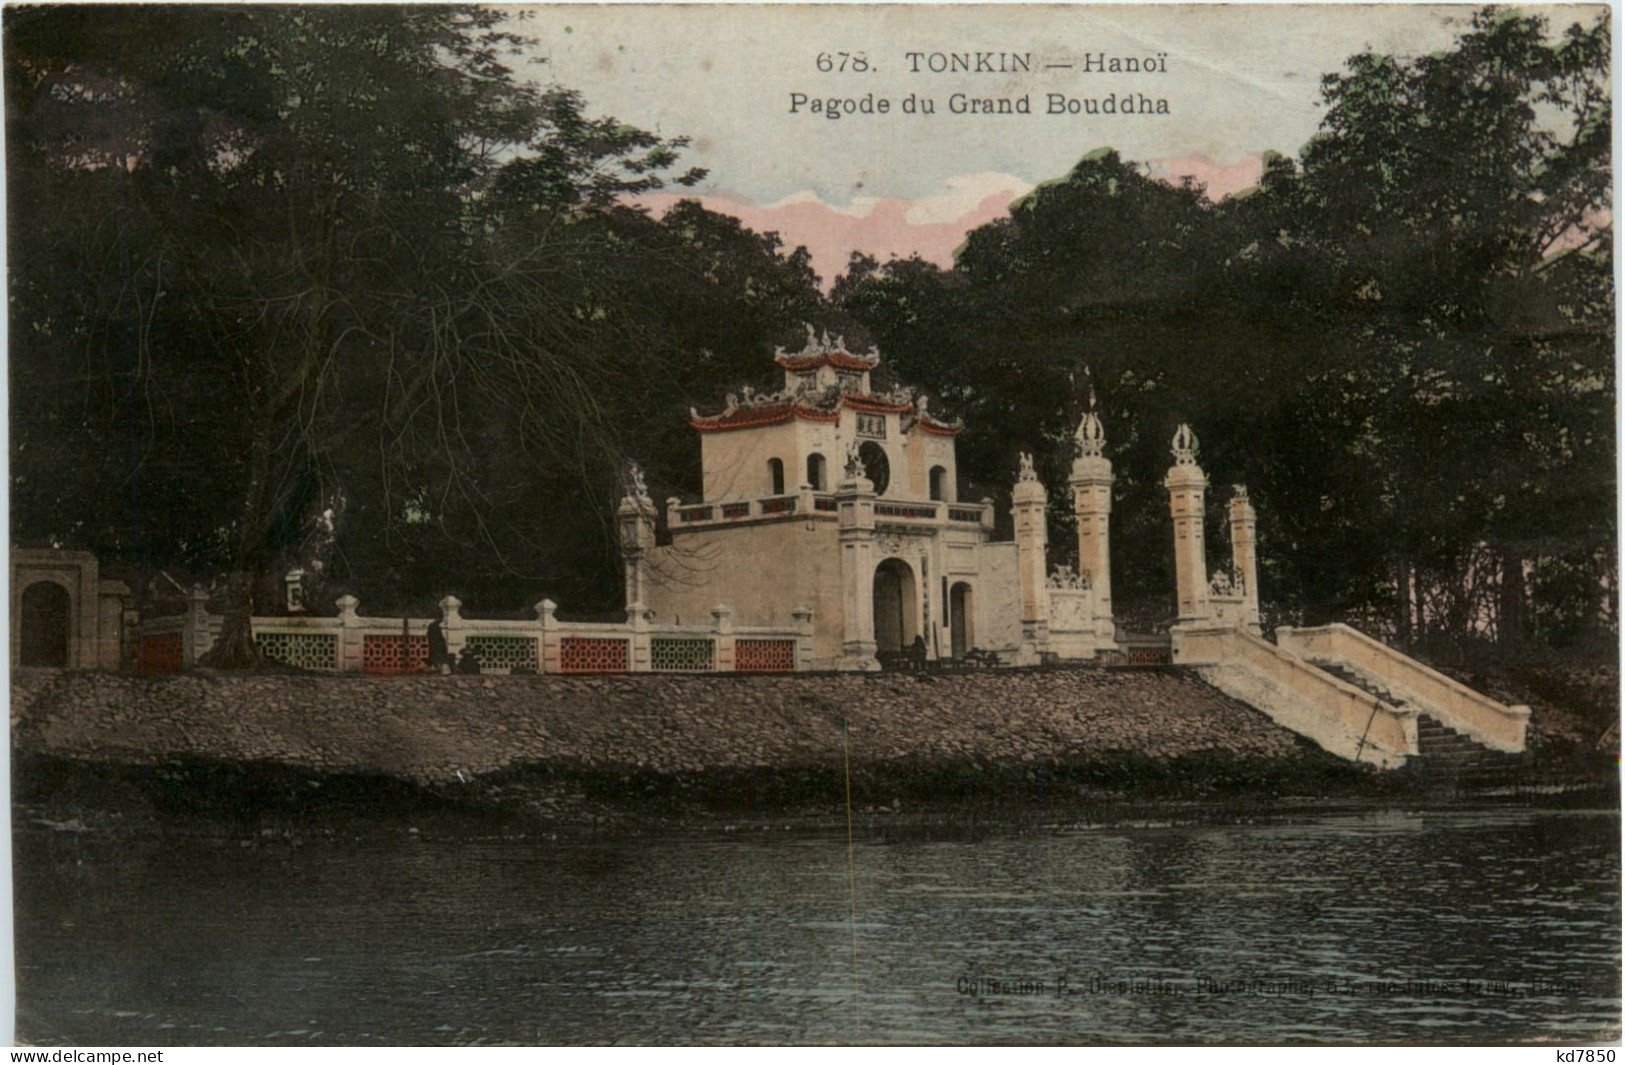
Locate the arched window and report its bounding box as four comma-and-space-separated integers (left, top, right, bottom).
806, 453, 826, 491
929, 465, 948, 501
768, 457, 785, 496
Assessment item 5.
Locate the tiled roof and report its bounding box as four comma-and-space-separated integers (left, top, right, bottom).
776, 351, 880, 373
689, 404, 841, 433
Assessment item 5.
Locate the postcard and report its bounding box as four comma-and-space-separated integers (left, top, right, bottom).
7, 2, 1618, 1048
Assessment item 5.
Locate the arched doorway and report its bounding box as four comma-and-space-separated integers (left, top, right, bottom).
872, 558, 917, 654
949, 582, 974, 659
20, 581, 72, 667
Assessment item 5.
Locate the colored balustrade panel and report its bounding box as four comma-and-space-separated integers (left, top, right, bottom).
135, 632, 183, 674
558, 636, 630, 674
257, 631, 339, 671
735, 638, 795, 673
650, 637, 715, 672
363, 634, 429, 675
466, 635, 539, 674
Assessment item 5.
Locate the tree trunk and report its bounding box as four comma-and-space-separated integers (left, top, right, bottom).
197, 570, 265, 668
1499, 547, 1527, 647
1396, 557, 1412, 648
198, 410, 274, 668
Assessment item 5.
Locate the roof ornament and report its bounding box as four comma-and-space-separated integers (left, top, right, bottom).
1018, 451, 1039, 483
1232, 484, 1249, 502
844, 439, 865, 479
1172, 424, 1199, 466
622, 461, 650, 503
773, 322, 881, 366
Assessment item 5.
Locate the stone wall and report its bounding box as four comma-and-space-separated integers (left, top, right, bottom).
12, 667, 1312, 783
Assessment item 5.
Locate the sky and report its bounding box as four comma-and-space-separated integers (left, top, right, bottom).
510, 3, 1605, 282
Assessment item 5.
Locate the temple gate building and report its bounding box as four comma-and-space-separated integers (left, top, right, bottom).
624, 329, 1156, 670
615, 328, 1530, 768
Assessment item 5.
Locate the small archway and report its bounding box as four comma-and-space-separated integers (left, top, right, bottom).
859, 441, 890, 496
768, 457, 785, 495
20, 580, 72, 667
806, 452, 827, 491
872, 558, 918, 655
929, 465, 949, 502
950, 582, 974, 659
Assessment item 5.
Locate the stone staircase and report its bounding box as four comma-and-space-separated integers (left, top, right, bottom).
1412, 713, 1527, 785
1316, 663, 1526, 783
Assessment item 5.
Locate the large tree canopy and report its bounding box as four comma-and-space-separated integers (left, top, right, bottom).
8, 5, 1611, 659
835, 7, 1613, 652
8, 5, 829, 650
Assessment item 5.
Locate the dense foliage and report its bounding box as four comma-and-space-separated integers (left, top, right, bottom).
835, 9, 1614, 654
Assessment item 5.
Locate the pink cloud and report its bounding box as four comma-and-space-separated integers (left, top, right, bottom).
635, 156, 1265, 286
635, 177, 1028, 287
1147, 153, 1266, 201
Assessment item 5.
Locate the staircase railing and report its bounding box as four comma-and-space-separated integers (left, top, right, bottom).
1275, 624, 1530, 753
1171, 624, 1417, 766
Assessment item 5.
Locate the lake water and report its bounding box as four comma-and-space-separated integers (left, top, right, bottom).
15, 803, 1621, 1045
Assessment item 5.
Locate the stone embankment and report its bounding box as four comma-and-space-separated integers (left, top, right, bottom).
13, 667, 1314, 782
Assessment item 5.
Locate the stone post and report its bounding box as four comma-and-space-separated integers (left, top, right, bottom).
617, 462, 656, 617
835, 448, 879, 669
712, 603, 736, 671
183, 586, 213, 666
440, 595, 465, 659
97, 580, 131, 670
791, 605, 815, 671
335, 594, 363, 672
1070, 404, 1114, 633
536, 599, 559, 674
1229, 485, 1261, 634
629, 598, 652, 672
1164, 425, 1211, 623
1012, 452, 1050, 659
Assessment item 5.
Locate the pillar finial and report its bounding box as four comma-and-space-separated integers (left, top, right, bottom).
1172, 424, 1199, 466
1017, 451, 1039, 483
621, 460, 650, 503
1076, 407, 1106, 458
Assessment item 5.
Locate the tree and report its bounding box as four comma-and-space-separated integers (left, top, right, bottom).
832, 7, 1612, 644
7, 6, 709, 657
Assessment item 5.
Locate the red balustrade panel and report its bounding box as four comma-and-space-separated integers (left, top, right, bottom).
735, 638, 795, 673
363, 634, 430, 675
135, 632, 183, 674
559, 636, 630, 674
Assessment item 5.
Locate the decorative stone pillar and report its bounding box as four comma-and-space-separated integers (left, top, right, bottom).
536, 598, 559, 674
1229, 485, 1261, 634
791, 605, 815, 671
617, 461, 656, 616
1164, 425, 1211, 623
1012, 452, 1050, 655
439, 595, 465, 658
183, 586, 213, 665
1070, 401, 1114, 632
97, 579, 131, 670
335, 594, 363, 672
835, 442, 879, 669
712, 602, 737, 671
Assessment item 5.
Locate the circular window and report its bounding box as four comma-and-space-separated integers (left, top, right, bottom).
859, 441, 890, 495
